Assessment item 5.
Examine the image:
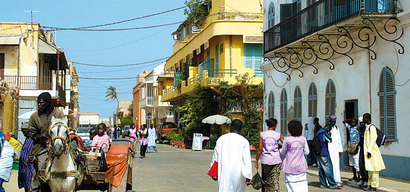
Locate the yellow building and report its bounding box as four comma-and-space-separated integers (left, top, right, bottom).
162, 0, 264, 103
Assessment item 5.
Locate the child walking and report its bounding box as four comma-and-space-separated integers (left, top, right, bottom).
280, 120, 309, 192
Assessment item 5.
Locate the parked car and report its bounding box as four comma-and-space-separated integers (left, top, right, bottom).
122, 125, 130, 138
157, 122, 178, 143
76, 128, 92, 141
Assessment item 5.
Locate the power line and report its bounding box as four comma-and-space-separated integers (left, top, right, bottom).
76, 62, 162, 73
80, 77, 137, 80
73, 57, 167, 67
44, 21, 183, 31
43, 6, 186, 30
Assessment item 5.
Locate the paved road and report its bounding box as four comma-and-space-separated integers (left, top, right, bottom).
132, 144, 363, 192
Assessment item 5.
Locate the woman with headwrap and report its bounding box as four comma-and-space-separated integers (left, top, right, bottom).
0, 131, 16, 192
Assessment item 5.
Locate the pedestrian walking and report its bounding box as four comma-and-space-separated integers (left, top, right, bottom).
358, 117, 369, 188
316, 124, 341, 189
139, 125, 148, 158
18, 126, 35, 192
363, 113, 385, 191
280, 120, 309, 192
146, 125, 158, 152
344, 117, 361, 182
305, 117, 317, 166
210, 119, 252, 192
328, 115, 343, 186
113, 125, 118, 139
255, 118, 283, 192
0, 131, 15, 192
129, 123, 138, 154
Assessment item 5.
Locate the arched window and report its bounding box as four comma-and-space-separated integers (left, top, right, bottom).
379, 67, 397, 141
325, 79, 336, 122
280, 88, 288, 135
294, 86, 302, 121
308, 83, 318, 117
268, 91, 275, 118
268, 2, 275, 29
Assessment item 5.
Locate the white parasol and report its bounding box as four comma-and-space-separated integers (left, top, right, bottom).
202, 115, 232, 125
18, 110, 36, 119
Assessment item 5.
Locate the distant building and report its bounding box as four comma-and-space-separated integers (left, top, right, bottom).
133, 71, 149, 128
78, 111, 99, 129
117, 100, 132, 118
99, 117, 113, 128
262, 0, 410, 181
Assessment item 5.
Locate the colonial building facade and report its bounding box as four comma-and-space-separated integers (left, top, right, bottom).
262, 0, 410, 180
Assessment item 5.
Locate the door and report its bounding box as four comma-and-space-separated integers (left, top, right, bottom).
344, 100, 358, 120
0, 53, 4, 79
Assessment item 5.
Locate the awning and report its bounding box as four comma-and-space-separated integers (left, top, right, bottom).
39, 39, 57, 54
0, 34, 21, 45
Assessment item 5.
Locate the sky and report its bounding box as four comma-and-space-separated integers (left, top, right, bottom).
1, 0, 186, 117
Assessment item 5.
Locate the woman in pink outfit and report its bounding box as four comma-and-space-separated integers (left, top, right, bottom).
91, 123, 111, 153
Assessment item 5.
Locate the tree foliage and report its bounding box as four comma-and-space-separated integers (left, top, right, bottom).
120, 116, 133, 128
219, 73, 264, 146
176, 84, 219, 140
184, 0, 208, 27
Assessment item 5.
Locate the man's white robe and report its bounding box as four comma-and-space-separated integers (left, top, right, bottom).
328, 125, 343, 184
211, 133, 252, 192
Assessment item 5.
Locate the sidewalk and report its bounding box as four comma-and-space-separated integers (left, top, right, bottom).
305, 167, 410, 192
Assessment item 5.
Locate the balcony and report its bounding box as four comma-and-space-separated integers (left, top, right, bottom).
140, 97, 153, 109
3, 75, 52, 90
263, 0, 403, 80
264, 0, 397, 54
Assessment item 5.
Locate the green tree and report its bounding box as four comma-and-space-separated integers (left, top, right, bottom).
184, 0, 209, 27
105, 86, 119, 124
176, 84, 219, 140
219, 73, 264, 146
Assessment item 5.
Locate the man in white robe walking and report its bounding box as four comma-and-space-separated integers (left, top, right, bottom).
210, 119, 252, 192
328, 115, 343, 186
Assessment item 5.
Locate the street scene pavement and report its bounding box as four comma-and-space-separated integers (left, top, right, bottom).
4, 143, 409, 192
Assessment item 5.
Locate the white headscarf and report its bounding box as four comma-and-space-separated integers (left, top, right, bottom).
306, 117, 315, 140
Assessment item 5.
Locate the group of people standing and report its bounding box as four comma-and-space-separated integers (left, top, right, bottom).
211, 113, 386, 192
128, 123, 158, 158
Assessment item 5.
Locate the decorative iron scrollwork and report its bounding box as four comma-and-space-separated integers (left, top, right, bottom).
264, 17, 405, 81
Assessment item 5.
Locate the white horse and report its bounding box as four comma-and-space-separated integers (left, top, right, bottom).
45, 117, 84, 192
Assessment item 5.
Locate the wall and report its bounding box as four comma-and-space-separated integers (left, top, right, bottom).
262, 10, 410, 180
79, 114, 100, 125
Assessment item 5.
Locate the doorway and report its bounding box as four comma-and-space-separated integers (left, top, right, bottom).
345, 100, 358, 119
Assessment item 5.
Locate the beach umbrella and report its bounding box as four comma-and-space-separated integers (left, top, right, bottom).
18, 110, 36, 119
202, 115, 232, 125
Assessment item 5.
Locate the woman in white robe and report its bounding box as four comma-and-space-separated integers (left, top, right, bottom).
328, 116, 343, 186
146, 127, 157, 152
0, 140, 16, 190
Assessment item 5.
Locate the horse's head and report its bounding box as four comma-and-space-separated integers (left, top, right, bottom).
49, 116, 69, 157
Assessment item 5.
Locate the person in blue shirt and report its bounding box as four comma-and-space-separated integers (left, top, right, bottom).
316, 124, 341, 189
344, 117, 361, 182
84, 128, 98, 150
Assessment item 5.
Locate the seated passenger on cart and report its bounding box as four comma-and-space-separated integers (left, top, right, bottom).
91, 123, 111, 153
68, 127, 84, 150
83, 128, 98, 151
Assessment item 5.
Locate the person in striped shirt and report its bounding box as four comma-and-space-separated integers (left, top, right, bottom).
18, 126, 34, 192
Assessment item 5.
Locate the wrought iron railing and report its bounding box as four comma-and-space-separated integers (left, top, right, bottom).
198, 59, 215, 79
3, 75, 52, 90
264, 0, 396, 54
206, 12, 263, 22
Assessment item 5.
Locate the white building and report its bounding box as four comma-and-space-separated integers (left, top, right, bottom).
78, 111, 99, 129
139, 62, 174, 127
262, 0, 410, 180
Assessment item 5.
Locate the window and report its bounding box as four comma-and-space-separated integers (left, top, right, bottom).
308, 82, 318, 117
244, 44, 263, 77
379, 67, 397, 141
268, 91, 274, 118
325, 79, 336, 122
280, 88, 288, 135
294, 86, 302, 121
215, 44, 219, 77
268, 2, 275, 29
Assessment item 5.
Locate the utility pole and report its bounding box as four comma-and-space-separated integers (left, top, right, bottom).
24, 10, 39, 25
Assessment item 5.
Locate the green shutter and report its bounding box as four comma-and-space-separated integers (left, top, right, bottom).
215, 45, 219, 77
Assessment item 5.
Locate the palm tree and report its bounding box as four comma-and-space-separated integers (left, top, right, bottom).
106, 86, 119, 125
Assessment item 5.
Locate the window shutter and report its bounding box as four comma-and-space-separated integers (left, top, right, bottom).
254, 46, 263, 77
281, 89, 288, 135
379, 68, 396, 141
215, 45, 219, 77
245, 45, 254, 69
